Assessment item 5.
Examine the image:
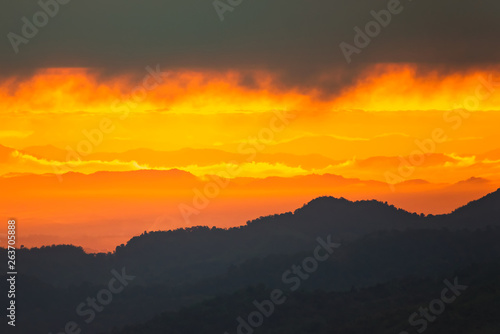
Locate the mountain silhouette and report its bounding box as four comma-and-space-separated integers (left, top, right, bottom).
2, 189, 500, 333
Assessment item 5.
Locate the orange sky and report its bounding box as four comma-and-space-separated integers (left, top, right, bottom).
2, 64, 500, 251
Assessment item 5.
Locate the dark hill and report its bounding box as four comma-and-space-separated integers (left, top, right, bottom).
12, 189, 500, 289
3, 190, 500, 333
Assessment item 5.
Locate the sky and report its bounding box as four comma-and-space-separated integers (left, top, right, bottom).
2, 0, 500, 251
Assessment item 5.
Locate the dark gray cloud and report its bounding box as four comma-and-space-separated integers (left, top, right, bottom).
1, 0, 499, 93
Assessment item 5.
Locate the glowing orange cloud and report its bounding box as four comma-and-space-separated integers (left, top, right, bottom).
333, 64, 500, 111
0, 68, 328, 115
2, 65, 500, 118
